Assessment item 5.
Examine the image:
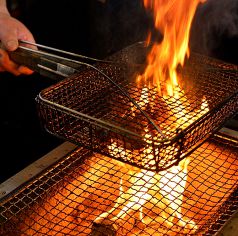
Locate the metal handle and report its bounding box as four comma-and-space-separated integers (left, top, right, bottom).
9, 46, 41, 72
9, 40, 142, 80
9, 44, 82, 80
9, 40, 121, 80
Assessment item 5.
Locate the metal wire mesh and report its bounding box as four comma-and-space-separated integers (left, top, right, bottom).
1, 135, 238, 236
36, 42, 238, 172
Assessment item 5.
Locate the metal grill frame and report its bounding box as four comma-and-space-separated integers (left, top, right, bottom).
0, 134, 238, 235
36, 42, 238, 172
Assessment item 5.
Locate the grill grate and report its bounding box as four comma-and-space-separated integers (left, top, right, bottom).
36, 42, 238, 171
0, 135, 238, 235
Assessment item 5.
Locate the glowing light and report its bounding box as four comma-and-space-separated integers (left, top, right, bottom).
95, 0, 208, 233
139, 0, 206, 96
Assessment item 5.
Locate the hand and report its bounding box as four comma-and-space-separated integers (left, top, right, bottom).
0, 9, 35, 75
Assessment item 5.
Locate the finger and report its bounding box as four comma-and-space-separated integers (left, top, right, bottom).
1, 39, 18, 51
0, 51, 32, 76
0, 48, 21, 75
0, 31, 19, 51
5, 39, 19, 51
18, 65, 34, 75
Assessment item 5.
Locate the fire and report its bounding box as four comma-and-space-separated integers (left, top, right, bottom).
94, 0, 209, 233
94, 157, 198, 234
95, 96, 208, 234
137, 0, 206, 96
16, 145, 238, 236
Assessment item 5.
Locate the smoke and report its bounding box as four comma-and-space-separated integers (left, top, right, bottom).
87, 0, 152, 58
191, 0, 238, 59
88, 0, 238, 61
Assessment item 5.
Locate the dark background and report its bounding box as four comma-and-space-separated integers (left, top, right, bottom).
0, 0, 150, 183
0, 0, 237, 183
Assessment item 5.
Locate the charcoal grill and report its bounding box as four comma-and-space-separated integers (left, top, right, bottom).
1, 40, 237, 235
0, 133, 238, 235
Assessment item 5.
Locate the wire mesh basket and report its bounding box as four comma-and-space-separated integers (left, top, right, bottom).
36, 42, 238, 172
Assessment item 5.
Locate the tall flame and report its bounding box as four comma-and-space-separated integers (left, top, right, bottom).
138, 0, 206, 96
94, 0, 208, 234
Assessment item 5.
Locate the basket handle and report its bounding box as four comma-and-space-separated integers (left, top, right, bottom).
9, 44, 82, 80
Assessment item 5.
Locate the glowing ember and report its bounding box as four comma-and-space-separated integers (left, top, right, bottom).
94, 157, 198, 234
137, 0, 206, 96
15, 146, 238, 236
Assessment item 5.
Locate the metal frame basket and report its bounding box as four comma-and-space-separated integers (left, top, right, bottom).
36, 42, 238, 172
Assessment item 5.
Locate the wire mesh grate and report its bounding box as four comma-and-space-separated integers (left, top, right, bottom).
36, 42, 238, 172
1, 135, 238, 235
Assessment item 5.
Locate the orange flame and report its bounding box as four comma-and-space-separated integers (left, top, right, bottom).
94, 157, 198, 233
94, 0, 209, 233
138, 0, 206, 96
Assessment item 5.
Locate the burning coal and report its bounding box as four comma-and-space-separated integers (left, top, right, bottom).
94, 157, 198, 234
8, 143, 238, 236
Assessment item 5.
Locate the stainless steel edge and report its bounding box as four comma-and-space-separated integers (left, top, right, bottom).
0, 141, 77, 200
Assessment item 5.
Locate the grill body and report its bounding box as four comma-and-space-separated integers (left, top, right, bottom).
0, 134, 238, 235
